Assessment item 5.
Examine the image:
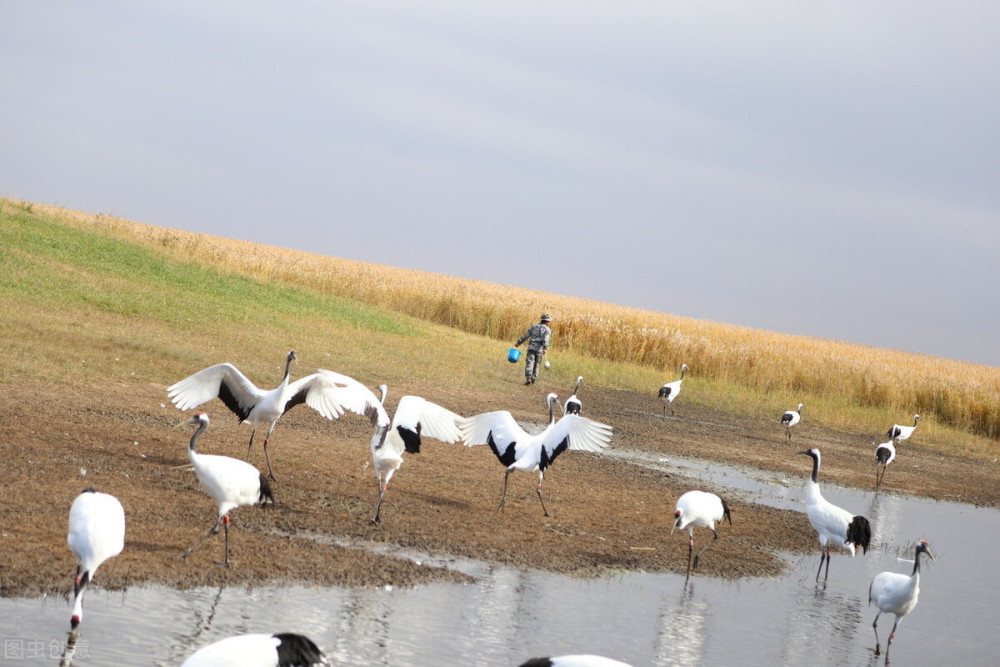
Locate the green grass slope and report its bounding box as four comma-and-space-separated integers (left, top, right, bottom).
2, 201, 456, 389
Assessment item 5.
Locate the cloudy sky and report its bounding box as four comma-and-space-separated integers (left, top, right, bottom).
4, 2, 999, 366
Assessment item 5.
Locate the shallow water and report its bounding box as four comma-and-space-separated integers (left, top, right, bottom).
4, 453, 996, 666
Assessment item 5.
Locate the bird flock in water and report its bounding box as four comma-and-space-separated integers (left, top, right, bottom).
64, 353, 931, 665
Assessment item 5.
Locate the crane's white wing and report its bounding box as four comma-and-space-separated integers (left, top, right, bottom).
182, 633, 328, 667
461, 410, 537, 465
181, 634, 281, 667
193, 453, 268, 513
806, 498, 856, 545
380, 395, 464, 454
289, 369, 389, 427
167, 363, 265, 417
67, 491, 126, 569
869, 571, 911, 609
659, 379, 682, 398
461, 411, 529, 448
394, 395, 464, 443
539, 414, 613, 467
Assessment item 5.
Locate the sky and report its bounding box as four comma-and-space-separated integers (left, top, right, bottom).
3, 1, 999, 367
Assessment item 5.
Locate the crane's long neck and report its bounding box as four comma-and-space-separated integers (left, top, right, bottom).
679, 366, 686, 380
279, 353, 295, 388
802, 453, 824, 505
70, 580, 87, 628
188, 420, 208, 458
912, 547, 926, 577
370, 385, 390, 451
574, 377, 583, 394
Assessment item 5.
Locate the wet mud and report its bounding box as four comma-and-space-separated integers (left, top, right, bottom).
3, 377, 997, 599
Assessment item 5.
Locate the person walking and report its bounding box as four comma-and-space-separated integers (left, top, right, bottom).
515, 313, 552, 385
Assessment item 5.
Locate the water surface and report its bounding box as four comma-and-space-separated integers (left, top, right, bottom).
4, 454, 994, 666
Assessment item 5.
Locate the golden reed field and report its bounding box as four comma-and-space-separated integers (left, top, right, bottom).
18, 201, 1000, 448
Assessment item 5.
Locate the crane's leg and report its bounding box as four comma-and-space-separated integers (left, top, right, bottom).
872, 612, 882, 656
693, 529, 719, 569
262, 441, 278, 482
261, 422, 280, 481
215, 515, 232, 568
535, 472, 550, 517
177, 515, 223, 559
815, 549, 828, 582
245, 430, 257, 460
685, 536, 695, 581
497, 469, 513, 512
372, 482, 387, 525
885, 617, 901, 659
822, 547, 832, 582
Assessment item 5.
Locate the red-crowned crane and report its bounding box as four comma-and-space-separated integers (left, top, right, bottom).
181, 632, 329, 666
461, 393, 613, 516
672, 490, 732, 580
886, 414, 920, 443
781, 403, 803, 441
176, 412, 274, 567
874, 439, 896, 491
657, 364, 688, 414
168, 351, 381, 480
67, 488, 125, 629
563, 376, 583, 415
799, 448, 872, 583
869, 540, 934, 658
369, 384, 464, 524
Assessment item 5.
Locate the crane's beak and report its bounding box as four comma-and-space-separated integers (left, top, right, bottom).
173, 415, 198, 429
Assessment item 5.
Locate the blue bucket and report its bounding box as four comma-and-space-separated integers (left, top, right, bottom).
507, 348, 521, 363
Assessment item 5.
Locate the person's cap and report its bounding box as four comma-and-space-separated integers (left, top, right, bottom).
540, 313, 552, 322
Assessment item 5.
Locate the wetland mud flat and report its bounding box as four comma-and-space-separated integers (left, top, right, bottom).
3, 378, 998, 598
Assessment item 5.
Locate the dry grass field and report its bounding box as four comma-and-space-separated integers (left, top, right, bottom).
10, 199, 997, 456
